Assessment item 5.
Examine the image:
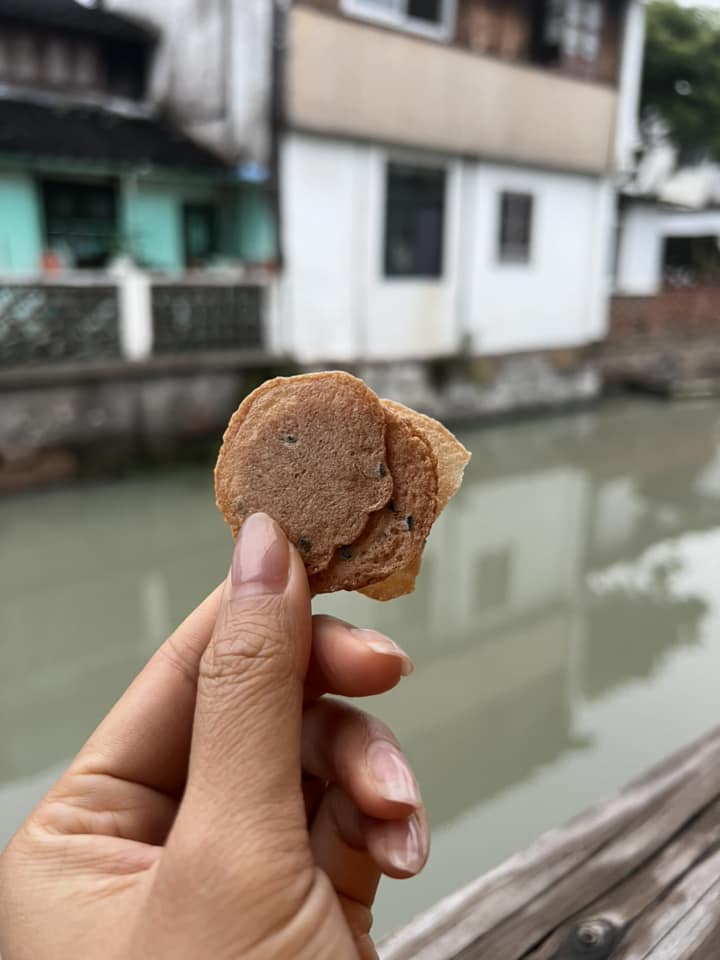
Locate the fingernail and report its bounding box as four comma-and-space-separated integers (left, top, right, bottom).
352, 628, 414, 677
366, 740, 421, 807
231, 513, 290, 598
384, 814, 427, 875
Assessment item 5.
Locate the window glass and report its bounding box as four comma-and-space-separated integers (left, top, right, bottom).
384, 163, 446, 278
183, 204, 218, 267
498, 192, 534, 264
42, 180, 118, 269
343, 0, 451, 35
407, 0, 443, 25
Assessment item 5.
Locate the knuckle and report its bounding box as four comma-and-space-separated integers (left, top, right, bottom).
337, 700, 394, 746
364, 714, 397, 746
200, 595, 291, 688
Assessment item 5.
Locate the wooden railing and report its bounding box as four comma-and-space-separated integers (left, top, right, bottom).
380, 728, 720, 959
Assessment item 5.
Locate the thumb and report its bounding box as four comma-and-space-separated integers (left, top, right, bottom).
168, 512, 313, 888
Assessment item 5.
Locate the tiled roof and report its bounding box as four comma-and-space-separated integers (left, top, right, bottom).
0, 98, 229, 173
0, 0, 155, 44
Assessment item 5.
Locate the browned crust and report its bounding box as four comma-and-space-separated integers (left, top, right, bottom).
358, 400, 471, 601
214, 372, 393, 574
381, 400, 471, 512
309, 407, 438, 594
359, 552, 424, 602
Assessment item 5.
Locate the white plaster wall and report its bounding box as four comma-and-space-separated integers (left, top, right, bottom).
282, 135, 612, 362
616, 204, 720, 295
615, 0, 647, 174
107, 0, 272, 166
462, 165, 614, 354
615, 204, 663, 295
281, 133, 461, 362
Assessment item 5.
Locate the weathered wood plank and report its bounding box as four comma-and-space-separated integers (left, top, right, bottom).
644, 876, 720, 959
526, 799, 720, 958
614, 847, 720, 959
379, 727, 720, 960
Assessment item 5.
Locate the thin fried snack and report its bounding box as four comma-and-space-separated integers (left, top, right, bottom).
309, 407, 438, 594
360, 400, 471, 601
381, 399, 472, 512
357, 551, 423, 603
214, 372, 393, 574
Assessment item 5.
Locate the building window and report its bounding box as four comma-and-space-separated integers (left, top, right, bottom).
42, 180, 118, 269
537, 0, 603, 66
341, 0, 455, 39
384, 163, 446, 278
475, 549, 511, 614
662, 235, 720, 288
498, 192, 533, 265
183, 204, 218, 268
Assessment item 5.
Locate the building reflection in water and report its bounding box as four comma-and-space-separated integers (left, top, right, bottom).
1, 401, 719, 888
325, 401, 719, 830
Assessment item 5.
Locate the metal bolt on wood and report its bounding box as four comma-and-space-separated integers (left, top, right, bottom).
568, 918, 619, 957
548, 918, 622, 959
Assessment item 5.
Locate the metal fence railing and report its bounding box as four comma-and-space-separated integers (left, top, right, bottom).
151, 282, 264, 354
0, 282, 120, 366
0, 273, 270, 368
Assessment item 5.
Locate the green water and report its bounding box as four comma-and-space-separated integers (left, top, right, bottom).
2, 398, 720, 939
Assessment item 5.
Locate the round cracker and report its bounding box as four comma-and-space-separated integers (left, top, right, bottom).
214, 372, 393, 575
381, 399, 471, 512
359, 400, 472, 601
359, 552, 424, 602
310, 407, 438, 594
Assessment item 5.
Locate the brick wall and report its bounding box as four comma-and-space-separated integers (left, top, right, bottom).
611, 288, 720, 339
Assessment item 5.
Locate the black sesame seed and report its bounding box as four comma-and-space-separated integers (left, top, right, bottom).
339, 546, 353, 561
387, 500, 396, 513
375, 463, 386, 478
283, 433, 298, 445
298, 537, 312, 553
406, 515, 414, 531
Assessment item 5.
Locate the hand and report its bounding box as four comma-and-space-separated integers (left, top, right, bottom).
0, 513, 428, 960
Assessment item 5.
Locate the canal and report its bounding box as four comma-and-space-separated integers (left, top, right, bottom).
2, 397, 720, 939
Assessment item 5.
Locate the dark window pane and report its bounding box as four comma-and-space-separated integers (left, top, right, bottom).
475, 550, 512, 612
407, 0, 443, 25
384, 163, 446, 278
105, 39, 149, 100
183, 204, 218, 267
663, 235, 720, 287
42, 180, 117, 269
498, 191, 533, 264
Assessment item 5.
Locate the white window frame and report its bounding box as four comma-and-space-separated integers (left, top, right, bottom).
341, 0, 457, 42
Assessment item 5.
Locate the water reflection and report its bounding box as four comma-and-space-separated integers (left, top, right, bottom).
0, 473, 229, 785
1, 398, 720, 937
584, 555, 706, 700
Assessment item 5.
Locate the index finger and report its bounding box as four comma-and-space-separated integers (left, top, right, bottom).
67, 592, 412, 801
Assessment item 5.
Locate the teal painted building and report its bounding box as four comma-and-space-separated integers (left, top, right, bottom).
0, 0, 276, 276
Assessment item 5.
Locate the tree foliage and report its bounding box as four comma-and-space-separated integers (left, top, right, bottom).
642, 1, 720, 162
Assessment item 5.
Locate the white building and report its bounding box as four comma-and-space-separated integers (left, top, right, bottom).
617, 157, 720, 294
106, 0, 273, 170
106, 0, 649, 387
279, 0, 647, 366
